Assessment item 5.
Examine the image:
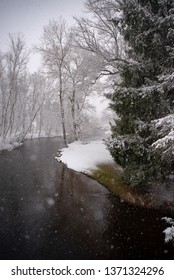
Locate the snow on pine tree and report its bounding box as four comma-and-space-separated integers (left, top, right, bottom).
107, 0, 174, 187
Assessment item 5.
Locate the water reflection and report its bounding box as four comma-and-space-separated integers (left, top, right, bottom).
0, 137, 173, 259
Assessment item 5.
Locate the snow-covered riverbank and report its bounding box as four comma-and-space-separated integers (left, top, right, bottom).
0, 138, 22, 152
0, 133, 61, 152
55, 139, 114, 174
55, 139, 174, 218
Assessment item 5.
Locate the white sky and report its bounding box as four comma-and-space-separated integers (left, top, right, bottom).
0, 0, 85, 72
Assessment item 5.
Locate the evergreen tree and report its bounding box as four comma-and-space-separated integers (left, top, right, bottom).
107, 0, 174, 187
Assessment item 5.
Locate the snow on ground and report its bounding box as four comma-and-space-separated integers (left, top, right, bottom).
0, 133, 61, 152
163, 226, 174, 243
55, 139, 114, 174
0, 138, 22, 152
162, 217, 174, 243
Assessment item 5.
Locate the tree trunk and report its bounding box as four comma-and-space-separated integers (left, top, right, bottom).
71, 87, 78, 141
59, 71, 68, 147
38, 107, 43, 137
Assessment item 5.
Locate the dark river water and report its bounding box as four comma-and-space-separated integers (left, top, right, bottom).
0, 137, 173, 260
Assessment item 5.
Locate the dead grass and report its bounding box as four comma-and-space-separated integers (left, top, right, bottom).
86, 163, 174, 212
91, 162, 131, 197
89, 163, 152, 207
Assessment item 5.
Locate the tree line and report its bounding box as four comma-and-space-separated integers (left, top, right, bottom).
0, 16, 109, 149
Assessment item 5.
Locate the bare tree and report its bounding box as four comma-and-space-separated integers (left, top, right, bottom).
23, 73, 50, 138
36, 18, 73, 147
0, 34, 29, 142
74, 0, 126, 76
0, 52, 6, 140
65, 47, 101, 140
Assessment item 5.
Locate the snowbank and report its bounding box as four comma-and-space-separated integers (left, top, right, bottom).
55, 140, 114, 174
0, 138, 22, 152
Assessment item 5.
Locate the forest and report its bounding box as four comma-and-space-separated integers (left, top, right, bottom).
1, 0, 173, 189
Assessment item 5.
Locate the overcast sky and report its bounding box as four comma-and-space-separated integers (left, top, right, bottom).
0, 0, 85, 72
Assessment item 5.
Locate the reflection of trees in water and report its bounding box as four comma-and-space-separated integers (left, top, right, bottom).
59, 164, 65, 201
56, 163, 75, 201
70, 171, 74, 197
1, 137, 173, 259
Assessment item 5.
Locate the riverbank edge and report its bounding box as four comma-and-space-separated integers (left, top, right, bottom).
86, 162, 174, 214
56, 137, 174, 214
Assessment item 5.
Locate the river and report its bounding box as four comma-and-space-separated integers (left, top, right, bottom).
0, 137, 173, 259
